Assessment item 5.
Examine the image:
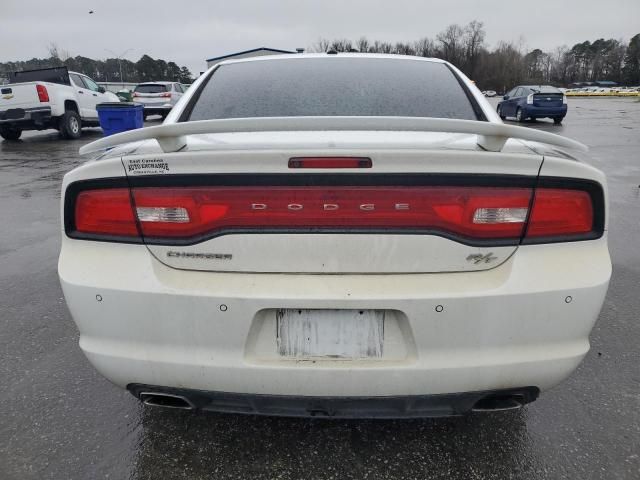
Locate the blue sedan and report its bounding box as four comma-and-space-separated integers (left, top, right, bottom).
497, 85, 567, 124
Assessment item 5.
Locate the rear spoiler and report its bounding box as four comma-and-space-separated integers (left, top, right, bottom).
79, 116, 588, 155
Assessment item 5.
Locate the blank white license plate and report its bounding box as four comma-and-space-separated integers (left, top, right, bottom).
276, 309, 384, 359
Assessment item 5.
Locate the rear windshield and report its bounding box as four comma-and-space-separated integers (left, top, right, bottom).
135, 84, 168, 93
187, 57, 479, 121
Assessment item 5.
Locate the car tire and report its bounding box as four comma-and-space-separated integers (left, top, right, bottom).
516, 108, 526, 123
0, 126, 22, 141
497, 105, 506, 120
553, 117, 564, 125
59, 111, 82, 139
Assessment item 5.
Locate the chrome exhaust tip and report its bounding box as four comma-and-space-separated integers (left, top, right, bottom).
139, 392, 194, 410
471, 394, 525, 412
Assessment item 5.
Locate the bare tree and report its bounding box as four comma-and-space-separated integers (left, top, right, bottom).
394, 42, 415, 56
373, 41, 393, 54
305, 24, 638, 88
311, 38, 331, 53
356, 37, 371, 53
548, 46, 570, 85
329, 39, 353, 52
414, 37, 436, 57
477, 40, 526, 92
464, 20, 486, 79
436, 24, 465, 67
47, 42, 71, 62
47, 42, 71, 65
47, 42, 60, 59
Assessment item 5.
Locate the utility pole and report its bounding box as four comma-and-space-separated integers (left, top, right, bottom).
105, 48, 133, 83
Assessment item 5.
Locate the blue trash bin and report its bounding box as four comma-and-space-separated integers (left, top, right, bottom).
96, 102, 144, 136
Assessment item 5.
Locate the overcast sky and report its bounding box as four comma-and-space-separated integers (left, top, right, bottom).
2, 0, 639, 75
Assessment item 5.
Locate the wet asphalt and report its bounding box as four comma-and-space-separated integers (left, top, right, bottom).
0, 99, 639, 479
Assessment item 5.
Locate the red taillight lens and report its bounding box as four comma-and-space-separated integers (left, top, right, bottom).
74, 188, 139, 237
66, 181, 602, 245
289, 157, 372, 169
130, 186, 533, 240
36, 84, 49, 102
132, 92, 139, 97
162, 92, 171, 98
525, 188, 594, 238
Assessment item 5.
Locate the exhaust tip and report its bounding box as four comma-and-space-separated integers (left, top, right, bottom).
140, 392, 194, 410
471, 394, 525, 412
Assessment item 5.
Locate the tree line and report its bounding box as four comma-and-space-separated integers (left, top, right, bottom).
0, 44, 193, 85
313, 23, 640, 91
2, 27, 639, 90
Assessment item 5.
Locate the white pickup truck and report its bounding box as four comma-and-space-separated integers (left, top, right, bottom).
0, 66, 119, 141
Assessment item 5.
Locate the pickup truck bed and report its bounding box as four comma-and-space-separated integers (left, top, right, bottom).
0, 67, 118, 141
0, 82, 57, 132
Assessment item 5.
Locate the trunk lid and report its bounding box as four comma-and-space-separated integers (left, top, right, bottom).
533, 92, 563, 108
122, 133, 543, 274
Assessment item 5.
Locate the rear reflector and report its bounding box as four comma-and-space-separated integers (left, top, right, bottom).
289, 157, 372, 169
36, 84, 49, 103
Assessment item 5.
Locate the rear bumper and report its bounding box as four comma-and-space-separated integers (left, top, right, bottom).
128, 383, 540, 418
58, 237, 611, 399
0, 106, 52, 128
524, 105, 567, 118
139, 104, 172, 114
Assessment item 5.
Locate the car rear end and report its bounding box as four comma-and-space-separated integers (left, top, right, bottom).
59, 55, 610, 417
133, 83, 174, 117
524, 86, 568, 121
0, 82, 53, 136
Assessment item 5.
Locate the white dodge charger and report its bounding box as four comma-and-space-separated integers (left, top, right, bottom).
58, 54, 611, 417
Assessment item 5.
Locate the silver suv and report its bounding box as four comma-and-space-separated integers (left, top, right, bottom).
133, 82, 184, 120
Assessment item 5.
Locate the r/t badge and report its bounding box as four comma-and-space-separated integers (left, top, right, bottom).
466, 252, 498, 264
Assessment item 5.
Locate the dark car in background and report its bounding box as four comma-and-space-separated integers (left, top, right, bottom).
497, 85, 567, 124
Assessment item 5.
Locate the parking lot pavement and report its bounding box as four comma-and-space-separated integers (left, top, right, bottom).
1, 99, 639, 480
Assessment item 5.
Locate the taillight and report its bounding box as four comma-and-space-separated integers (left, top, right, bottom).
525, 188, 594, 239
133, 92, 139, 97
74, 188, 139, 238
162, 92, 171, 98
36, 84, 49, 102
128, 186, 533, 241
65, 178, 603, 245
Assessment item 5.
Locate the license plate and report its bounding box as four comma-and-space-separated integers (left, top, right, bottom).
276, 309, 384, 359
